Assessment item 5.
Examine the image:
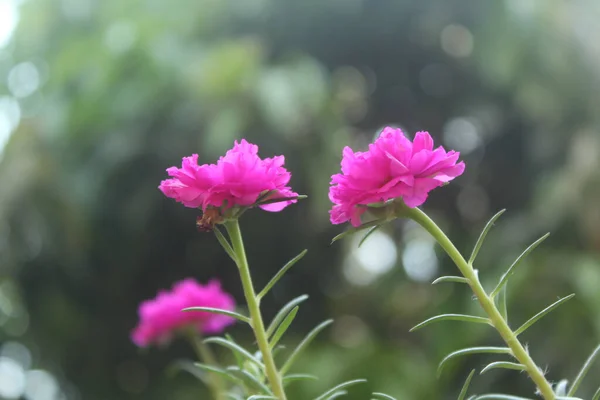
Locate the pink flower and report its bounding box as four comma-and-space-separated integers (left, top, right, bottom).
329, 127, 465, 226
131, 279, 236, 347
159, 140, 298, 213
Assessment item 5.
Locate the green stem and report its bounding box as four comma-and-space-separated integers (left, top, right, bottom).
225, 220, 287, 400
186, 331, 226, 400
402, 205, 555, 400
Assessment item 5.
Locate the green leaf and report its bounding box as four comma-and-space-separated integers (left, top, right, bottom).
514, 294, 575, 336
272, 344, 286, 358
432, 276, 470, 285
166, 359, 207, 383
331, 219, 387, 244
281, 319, 334, 374
182, 306, 251, 324
193, 363, 242, 385
592, 387, 600, 400
247, 396, 277, 400
567, 344, 600, 396
203, 337, 264, 370
480, 361, 525, 375
283, 373, 318, 387
225, 366, 272, 394
438, 347, 512, 377
490, 233, 550, 298
269, 306, 299, 348
258, 250, 308, 299
321, 391, 348, 400
314, 379, 367, 400
214, 226, 238, 263
225, 334, 244, 369
372, 393, 398, 400
358, 225, 382, 247
458, 370, 476, 400
473, 395, 533, 400
468, 209, 506, 265
497, 284, 508, 322
410, 314, 491, 332
266, 294, 309, 338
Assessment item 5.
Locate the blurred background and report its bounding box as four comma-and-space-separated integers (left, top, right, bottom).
1, 0, 600, 399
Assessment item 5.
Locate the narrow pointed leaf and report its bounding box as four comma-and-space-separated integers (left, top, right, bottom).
283, 374, 318, 387
258, 250, 308, 299
474, 395, 533, 400
203, 337, 264, 370
182, 307, 251, 324
314, 379, 367, 400
331, 219, 386, 244
266, 294, 309, 338
225, 366, 272, 394
480, 361, 525, 375
322, 391, 348, 400
272, 344, 286, 358
458, 370, 476, 400
491, 233, 550, 298
432, 276, 470, 285
468, 209, 506, 264
269, 306, 299, 348
410, 314, 491, 332
592, 387, 600, 400
358, 225, 382, 247
438, 347, 512, 376
193, 363, 242, 384
281, 320, 334, 374
214, 226, 237, 263
497, 284, 508, 322
567, 344, 600, 396
225, 334, 244, 368
166, 359, 207, 382
514, 294, 575, 336
372, 393, 398, 400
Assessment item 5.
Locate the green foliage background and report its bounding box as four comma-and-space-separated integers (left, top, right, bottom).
1, 0, 599, 399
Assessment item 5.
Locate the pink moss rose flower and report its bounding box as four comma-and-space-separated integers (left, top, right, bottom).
329, 127, 465, 226
159, 140, 298, 213
131, 279, 236, 347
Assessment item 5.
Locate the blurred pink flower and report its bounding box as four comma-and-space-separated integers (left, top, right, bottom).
329, 127, 465, 226
131, 279, 236, 347
159, 140, 297, 212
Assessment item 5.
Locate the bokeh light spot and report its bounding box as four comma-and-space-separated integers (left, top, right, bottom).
0, 1, 19, 48
24, 370, 60, 400
0, 356, 26, 399
344, 230, 398, 286
440, 24, 474, 58
402, 239, 438, 282
8, 62, 40, 98
443, 117, 482, 154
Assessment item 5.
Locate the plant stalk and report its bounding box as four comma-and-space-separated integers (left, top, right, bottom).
403, 205, 555, 400
225, 220, 287, 400
186, 331, 226, 400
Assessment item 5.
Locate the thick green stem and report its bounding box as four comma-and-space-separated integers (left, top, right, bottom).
186, 331, 226, 400
225, 220, 287, 400
403, 205, 555, 400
